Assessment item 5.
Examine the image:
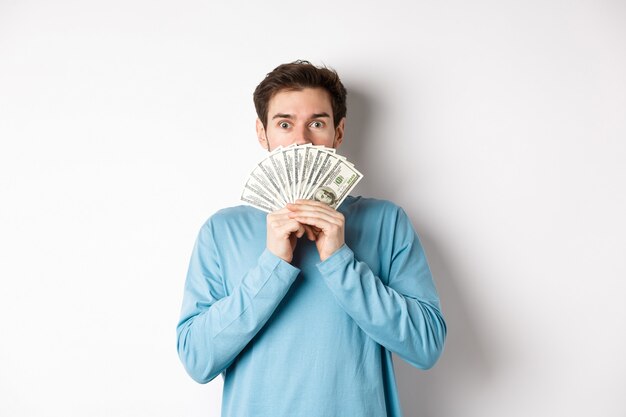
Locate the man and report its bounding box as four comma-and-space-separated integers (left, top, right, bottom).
177, 60, 446, 417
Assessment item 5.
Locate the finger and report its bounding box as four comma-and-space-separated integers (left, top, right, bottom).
288, 200, 332, 210
289, 214, 337, 232
294, 199, 329, 206
268, 209, 302, 225
304, 225, 318, 241
267, 208, 294, 221
292, 199, 339, 211
287, 201, 343, 220
287, 209, 343, 227
269, 218, 306, 236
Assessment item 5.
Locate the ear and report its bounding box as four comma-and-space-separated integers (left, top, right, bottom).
256, 118, 269, 151
333, 117, 346, 149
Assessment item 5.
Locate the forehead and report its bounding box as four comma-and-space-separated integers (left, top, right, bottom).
267, 87, 333, 115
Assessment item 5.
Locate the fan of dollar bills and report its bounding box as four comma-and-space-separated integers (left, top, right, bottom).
241, 144, 363, 213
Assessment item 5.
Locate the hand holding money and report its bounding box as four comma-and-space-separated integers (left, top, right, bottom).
243, 144, 361, 262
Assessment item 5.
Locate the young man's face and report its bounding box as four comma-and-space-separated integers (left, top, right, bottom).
256, 87, 345, 151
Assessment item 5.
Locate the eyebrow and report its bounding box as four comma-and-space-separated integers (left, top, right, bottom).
271, 112, 331, 120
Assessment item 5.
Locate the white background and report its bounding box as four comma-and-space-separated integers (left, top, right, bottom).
1, 1, 625, 416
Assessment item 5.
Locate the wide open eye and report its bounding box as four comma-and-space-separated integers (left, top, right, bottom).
309, 121, 325, 128
279, 121, 291, 129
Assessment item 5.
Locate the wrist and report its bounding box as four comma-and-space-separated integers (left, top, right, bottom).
317, 244, 352, 271
267, 246, 292, 263
320, 242, 345, 262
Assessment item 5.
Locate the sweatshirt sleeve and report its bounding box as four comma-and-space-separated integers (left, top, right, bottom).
317, 207, 446, 369
176, 220, 300, 383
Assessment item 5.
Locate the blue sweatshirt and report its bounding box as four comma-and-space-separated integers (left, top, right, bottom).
177, 196, 446, 417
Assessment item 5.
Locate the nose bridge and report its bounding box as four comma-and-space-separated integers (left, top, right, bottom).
294, 122, 311, 144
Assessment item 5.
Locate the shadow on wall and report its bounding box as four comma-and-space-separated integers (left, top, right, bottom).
342, 84, 409, 201
394, 231, 493, 417
345, 88, 492, 416
341, 87, 376, 197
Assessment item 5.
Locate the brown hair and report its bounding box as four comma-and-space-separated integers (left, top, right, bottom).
253, 60, 347, 129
